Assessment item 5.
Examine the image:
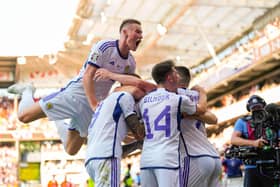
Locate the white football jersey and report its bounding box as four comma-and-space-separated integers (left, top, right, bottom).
66, 39, 136, 101
85, 91, 136, 164
177, 88, 219, 157
138, 88, 196, 169
39, 39, 136, 139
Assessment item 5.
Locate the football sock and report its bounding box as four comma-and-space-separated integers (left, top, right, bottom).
18, 88, 35, 115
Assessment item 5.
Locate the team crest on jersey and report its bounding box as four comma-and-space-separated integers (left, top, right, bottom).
90, 52, 99, 62
124, 65, 130, 73
46, 102, 53, 110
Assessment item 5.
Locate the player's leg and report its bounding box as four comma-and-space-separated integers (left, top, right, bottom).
85, 160, 96, 182
18, 102, 46, 123
54, 120, 70, 150
7, 83, 46, 123
208, 158, 222, 187
181, 156, 190, 187
140, 169, 157, 187
86, 158, 120, 187
155, 169, 180, 187
65, 129, 85, 155
61, 110, 92, 155
54, 120, 85, 155
187, 157, 215, 187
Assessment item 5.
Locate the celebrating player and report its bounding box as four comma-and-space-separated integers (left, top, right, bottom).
176, 66, 222, 187
138, 60, 206, 187
8, 19, 155, 155
85, 84, 145, 187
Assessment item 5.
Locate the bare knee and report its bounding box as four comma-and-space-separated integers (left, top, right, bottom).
65, 146, 80, 156
64, 132, 85, 155
18, 113, 32, 123
18, 104, 46, 123
65, 141, 83, 155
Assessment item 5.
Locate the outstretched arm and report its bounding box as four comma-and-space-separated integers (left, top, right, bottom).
95, 68, 156, 92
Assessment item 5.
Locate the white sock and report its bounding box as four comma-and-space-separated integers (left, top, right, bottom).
55, 120, 69, 150
18, 88, 35, 115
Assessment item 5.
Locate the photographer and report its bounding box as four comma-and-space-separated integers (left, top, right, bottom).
231, 95, 274, 187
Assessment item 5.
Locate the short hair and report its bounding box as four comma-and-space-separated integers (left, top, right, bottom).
175, 66, 191, 87
152, 60, 175, 84
119, 19, 141, 33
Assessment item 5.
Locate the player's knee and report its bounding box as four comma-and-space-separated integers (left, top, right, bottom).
18, 113, 31, 123
65, 146, 79, 156
65, 141, 81, 156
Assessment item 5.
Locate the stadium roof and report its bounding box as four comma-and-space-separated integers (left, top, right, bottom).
0, 0, 279, 87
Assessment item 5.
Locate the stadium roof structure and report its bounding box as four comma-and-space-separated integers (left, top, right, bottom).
0, 0, 279, 88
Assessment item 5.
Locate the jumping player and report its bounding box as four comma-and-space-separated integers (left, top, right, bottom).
7, 19, 155, 155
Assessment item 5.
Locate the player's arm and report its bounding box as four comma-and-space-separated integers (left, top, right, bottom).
95, 68, 156, 92
114, 85, 146, 101
122, 140, 143, 158
125, 114, 145, 140
185, 110, 218, 124
83, 65, 99, 111
191, 85, 207, 114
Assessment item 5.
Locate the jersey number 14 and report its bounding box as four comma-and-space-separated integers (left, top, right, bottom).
142, 105, 171, 139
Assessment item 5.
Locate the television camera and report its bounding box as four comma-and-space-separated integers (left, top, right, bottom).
225, 100, 280, 183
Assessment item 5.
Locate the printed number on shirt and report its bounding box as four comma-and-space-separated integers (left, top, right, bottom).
142, 105, 171, 139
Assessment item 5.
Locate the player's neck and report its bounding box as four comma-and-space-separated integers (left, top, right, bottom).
158, 84, 177, 93
118, 39, 129, 58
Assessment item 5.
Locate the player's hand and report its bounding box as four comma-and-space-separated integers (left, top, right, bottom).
95, 68, 112, 81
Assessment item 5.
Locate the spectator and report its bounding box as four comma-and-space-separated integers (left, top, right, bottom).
123, 163, 133, 187
134, 172, 141, 187
222, 157, 244, 187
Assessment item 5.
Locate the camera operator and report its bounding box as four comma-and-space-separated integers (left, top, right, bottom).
231, 95, 274, 187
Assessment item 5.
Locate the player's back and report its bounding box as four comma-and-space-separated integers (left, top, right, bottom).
85, 91, 136, 163
178, 88, 219, 157
138, 88, 187, 169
